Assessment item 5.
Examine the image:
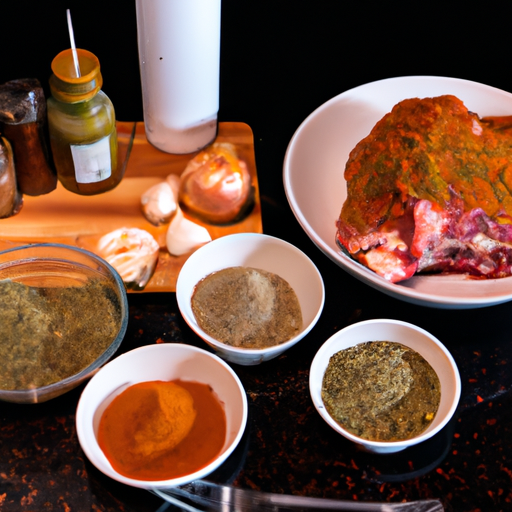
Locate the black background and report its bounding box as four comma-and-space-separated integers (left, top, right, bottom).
2, 1, 511, 206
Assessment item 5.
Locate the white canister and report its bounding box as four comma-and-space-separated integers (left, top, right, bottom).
135, 0, 221, 154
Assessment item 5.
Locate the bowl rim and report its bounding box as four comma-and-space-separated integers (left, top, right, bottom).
75, 343, 249, 489
176, 232, 325, 356
0, 242, 129, 399
309, 318, 461, 450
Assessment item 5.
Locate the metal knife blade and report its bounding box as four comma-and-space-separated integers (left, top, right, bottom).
153, 480, 444, 512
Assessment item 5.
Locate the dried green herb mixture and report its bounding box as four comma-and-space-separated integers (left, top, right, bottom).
321, 341, 441, 442
0, 279, 122, 390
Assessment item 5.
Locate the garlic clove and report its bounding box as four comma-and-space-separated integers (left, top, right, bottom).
97, 227, 160, 289
166, 208, 211, 256
141, 181, 177, 226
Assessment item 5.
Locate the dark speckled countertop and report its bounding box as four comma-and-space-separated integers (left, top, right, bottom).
2, 2, 512, 511
3, 210, 512, 512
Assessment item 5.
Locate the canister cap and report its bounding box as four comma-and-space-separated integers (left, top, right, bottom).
49, 49, 103, 103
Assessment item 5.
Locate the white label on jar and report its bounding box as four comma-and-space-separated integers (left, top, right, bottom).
70, 135, 112, 183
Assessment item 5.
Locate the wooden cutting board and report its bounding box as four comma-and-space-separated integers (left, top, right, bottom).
0, 122, 263, 292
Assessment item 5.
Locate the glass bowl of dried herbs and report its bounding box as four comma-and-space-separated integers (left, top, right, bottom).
0, 243, 128, 404
309, 319, 461, 454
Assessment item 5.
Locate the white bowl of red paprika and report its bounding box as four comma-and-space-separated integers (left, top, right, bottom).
75, 343, 248, 489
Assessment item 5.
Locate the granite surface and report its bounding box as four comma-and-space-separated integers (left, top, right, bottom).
2, 211, 512, 512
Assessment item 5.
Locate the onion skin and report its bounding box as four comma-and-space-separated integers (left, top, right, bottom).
179, 142, 253, 225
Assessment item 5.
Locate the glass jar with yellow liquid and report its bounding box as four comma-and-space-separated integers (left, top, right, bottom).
47, 49, 121, 195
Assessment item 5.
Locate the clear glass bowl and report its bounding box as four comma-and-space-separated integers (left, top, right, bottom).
0, 243, 128, 404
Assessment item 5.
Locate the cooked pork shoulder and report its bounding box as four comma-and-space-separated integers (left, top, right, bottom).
336, 95, 512, 282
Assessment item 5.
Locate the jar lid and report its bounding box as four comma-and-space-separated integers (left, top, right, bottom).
49, 49, 103, 103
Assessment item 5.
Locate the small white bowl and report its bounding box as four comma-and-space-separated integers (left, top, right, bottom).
76, 343, 248, 489
310, 319, 461, 454
176, 233, 325, 365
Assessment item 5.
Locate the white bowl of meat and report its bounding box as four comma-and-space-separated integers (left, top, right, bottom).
76, 343, 248, 489
176, 233, 325, 365
284, 76, 512, 308
309, 319, 461, 454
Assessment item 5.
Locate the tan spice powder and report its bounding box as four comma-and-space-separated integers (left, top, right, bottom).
191, 266, 302, 349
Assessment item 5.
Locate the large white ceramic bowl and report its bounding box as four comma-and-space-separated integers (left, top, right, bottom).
176, 233, 325, 365
310, 319, 461, 454
76, 343, 248, 489
284, 75, 512, 308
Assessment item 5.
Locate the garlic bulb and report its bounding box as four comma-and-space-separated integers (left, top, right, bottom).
166, 208, 211, 256
97, 227, 160, 289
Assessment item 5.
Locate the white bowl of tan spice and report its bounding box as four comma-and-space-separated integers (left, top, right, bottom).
309, 319, 461, 454
176, 233, 325, 365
